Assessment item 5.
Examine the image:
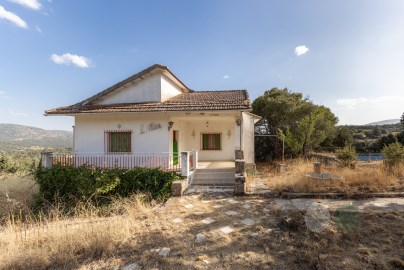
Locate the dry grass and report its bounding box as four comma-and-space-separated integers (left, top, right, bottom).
254, 159, 404, 193
0, 191, 403, 269
0, 176, 38, 221
0, 194, 152, 270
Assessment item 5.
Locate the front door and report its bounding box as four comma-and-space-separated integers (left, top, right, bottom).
173, 130, 179, 165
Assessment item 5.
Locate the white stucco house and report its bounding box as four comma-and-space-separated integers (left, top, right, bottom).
45, 64, 260, 178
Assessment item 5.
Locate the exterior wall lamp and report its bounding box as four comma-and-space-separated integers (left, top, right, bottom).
192, 130, 196, 139
168, 121, 174, 130
235, 118, 241, 126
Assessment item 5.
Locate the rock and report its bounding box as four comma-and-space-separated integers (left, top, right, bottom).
172, 218, 183, 223
122, 262, 139, 270
195, 233, 207, 243
225, 211, 238, 216
242, 204, 251, 209
241, 218, 255, 226
184, 204, 194, 209
219, 226, 234, 234
201, 217, 215, 224
212, 204, 224, 208
158, 247, 171, 257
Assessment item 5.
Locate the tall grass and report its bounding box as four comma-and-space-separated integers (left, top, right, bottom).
255, 159, 404, 193
0, 194, 152, 270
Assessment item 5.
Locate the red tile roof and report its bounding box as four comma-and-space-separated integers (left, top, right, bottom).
45, 90, 251, 115
45, 64, 251, 115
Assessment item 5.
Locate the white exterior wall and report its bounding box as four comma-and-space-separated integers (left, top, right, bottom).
94, 73, 182, 105
74, 114, 170, 153
180, 119, 235, 161
161, 75, 182, 101
241, 112, 255, 164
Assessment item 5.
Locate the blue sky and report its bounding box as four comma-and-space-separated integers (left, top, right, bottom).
1, 0, 403, 131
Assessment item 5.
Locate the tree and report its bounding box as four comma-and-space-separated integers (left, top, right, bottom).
279, 106, 338, 155
253, 88, 338, 158
401, 112, 404, 128
332, 126, 354, 148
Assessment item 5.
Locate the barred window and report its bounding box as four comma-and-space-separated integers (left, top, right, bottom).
105, 130, 132, 153
201, 133, 221, 151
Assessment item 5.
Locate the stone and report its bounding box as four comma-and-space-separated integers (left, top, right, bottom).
171, 180, 187, 197
184, 204, 194, 209
242, 204, 252, 209
194, 211, 204, 215
201, 217, 215, 224
219, 226, 234, 234
158, 247, 171, 257
227, 199, 239, 204
122, 262, 139, 270
241, 218, 255, 226
195, 233, 207, 243
225, 211, 238, 216
172, 218, 183, 223
212, 205, 224, 208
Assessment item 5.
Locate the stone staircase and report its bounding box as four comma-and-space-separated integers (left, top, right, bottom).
185, 168, 237, 194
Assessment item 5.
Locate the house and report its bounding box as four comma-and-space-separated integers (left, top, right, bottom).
45, 64, 260, 186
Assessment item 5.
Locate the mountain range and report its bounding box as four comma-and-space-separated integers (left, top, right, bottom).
366, 119, 400, 126
0, 123, 72, 152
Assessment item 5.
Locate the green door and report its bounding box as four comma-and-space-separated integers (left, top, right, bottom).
173, 130, 178, 165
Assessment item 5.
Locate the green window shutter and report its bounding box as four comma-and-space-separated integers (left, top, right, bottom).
203, 134, 209, 150
107, 131, 131, 153
215, 134, 221, 150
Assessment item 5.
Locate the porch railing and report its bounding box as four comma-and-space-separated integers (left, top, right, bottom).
46, 152, 181, 172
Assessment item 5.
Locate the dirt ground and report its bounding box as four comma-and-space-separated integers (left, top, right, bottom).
1, 175, 404, 270
72, 194, 404, 270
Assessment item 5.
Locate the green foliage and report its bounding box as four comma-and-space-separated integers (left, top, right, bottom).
336, 146, 357, 167
373, 134, 397, 152
252, 88, 338, 158
278, 107, 338, 155
34, 165, 181, 206
401, 112, 404, 128
332, 126, 353, 148
382, 142, 404, 168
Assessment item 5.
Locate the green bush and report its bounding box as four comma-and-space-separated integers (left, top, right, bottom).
382, 142, 404, 168
336, 146, 356, 167
34, 165, 181, 206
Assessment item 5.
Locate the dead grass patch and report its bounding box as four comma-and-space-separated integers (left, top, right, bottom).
254, 159, 404, 193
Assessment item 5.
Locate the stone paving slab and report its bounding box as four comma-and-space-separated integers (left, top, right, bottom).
241, 218, 255, 226
201, 217, 215, 224
219, 226, 234, 234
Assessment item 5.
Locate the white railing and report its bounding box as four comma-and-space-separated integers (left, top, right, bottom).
47, 152, 181, 172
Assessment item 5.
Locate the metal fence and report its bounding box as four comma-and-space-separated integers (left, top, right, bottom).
50, 152, 181, 172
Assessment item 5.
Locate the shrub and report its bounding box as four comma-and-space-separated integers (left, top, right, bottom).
336, 146, 356, 167
34, 165, 181, 206
382, 142, 404, 168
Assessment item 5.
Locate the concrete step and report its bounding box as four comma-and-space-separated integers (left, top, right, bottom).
185, 185, 235, 194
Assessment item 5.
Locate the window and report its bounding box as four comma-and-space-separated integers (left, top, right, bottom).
105, 130, 132, 153
201, 133, 221, 150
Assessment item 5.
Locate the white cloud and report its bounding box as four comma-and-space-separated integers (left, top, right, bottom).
295, 45, 309, 56
223, 75, 230, 79
50, 53, 92, 68
8, 0, 42, 10
0, 5, 28, 28
8, 109, 27, 117
336, 96, 404, 109
0, 91, 10, 99
35, 25, 41, 32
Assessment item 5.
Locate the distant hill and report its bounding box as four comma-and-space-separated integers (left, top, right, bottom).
366, 119, 400, 126
0, 123, 72, 152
